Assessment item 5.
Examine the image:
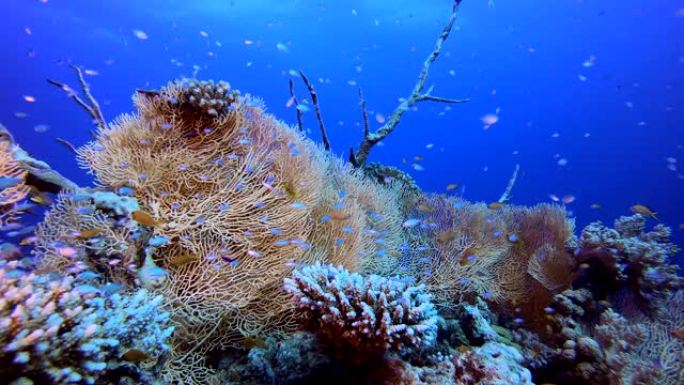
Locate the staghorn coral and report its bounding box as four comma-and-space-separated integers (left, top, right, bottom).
576, 214, 683, 311
0, 260, 173, 385
284, 262, 440, 357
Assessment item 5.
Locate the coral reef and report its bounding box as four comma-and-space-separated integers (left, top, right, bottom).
452, 341, 533, 385
284, 262, 439, 357
576, 214, 683, 311
0, 260, 173, 385
48, 79, 406, 383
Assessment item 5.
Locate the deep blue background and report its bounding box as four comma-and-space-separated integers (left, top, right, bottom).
2, 0, 683, 261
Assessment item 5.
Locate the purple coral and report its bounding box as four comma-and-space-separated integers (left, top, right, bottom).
283, 262, 439, 356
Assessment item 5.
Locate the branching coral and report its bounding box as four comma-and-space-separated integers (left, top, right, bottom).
0, 260, 173, 385
576, 214, 683, 311
284, 262, 440, 357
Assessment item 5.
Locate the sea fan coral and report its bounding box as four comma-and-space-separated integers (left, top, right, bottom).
0, 260, 173, 385
0, 140, 30, 226
284, 262, 440, 357
69, 79, 406, 382
33, 191, 144, 285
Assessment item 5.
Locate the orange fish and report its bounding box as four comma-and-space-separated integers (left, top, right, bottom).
77, 228, 103, 240
436, 230, 457, 244
417, 203, 435, 214
122, 349, 149, 362
630, 204, 657, 219
445, 183, 459, 191
30, 193, 53, 206
243, 336, 268, 350
330, 212, 351, 221
671, 328, 684, 341
413, 155, 424, 162
488, 202, 505, 210
131, 210, 161, 227
169, 253, 199, 267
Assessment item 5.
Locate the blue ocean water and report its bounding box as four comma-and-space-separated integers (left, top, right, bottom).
2, 0, 683, 259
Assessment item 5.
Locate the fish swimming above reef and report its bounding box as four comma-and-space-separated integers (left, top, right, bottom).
630, 204, 658, 219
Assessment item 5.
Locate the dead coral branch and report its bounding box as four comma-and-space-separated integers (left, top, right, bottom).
349, 0, 470, 167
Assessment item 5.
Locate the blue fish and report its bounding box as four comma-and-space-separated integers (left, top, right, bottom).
291, 202, 305, 209
148, 235, 170, 247
320, 215, 332, 223
0, 177, 22, 190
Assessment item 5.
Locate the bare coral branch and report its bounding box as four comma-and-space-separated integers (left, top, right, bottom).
350, 0, 468, 167
288, 78, 304, 132
298, 71, 330, 150
498, 163, 520, 203
47, 64, 106, 131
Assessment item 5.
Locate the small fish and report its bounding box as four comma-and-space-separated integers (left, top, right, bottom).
320, 214, 332, 223
122, 349, 149, 362
243, 336, 268, 350
19, 235, 37, 245
548, 194, 560, 202
291, 202, 306, 209
57, 246, 78, 258
670, 328, 684, 341
413, 155, 424, 162
507, 233, 519, 243
276, 42, 289, 53
76, 228, 103, 240
562, 195, 575, 204
412, 163, 424, 171
148, 235, 170, 247
417, 203, 435, 214
0, 176, 22, 190
488, 202, 505, 210
630, 204, 657, 219
131, 210, 161, 226
117, 186, 135, 196
330, 212, 351, 221
247, 249, 262, 258
436, 230, 457, 243
590, 203, 602, 209
76, 207, 95, 215
402, 218, 421, 228
446, 183, 459, 191
169, 253, 199, 267
132, 29, 149, 40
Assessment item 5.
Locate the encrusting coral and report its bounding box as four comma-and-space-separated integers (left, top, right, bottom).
0, 259, 173, 385
284, 262, 440, 358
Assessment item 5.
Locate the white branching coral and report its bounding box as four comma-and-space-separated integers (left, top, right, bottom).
0, 260, 173, 385
284, 262, 439, 356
